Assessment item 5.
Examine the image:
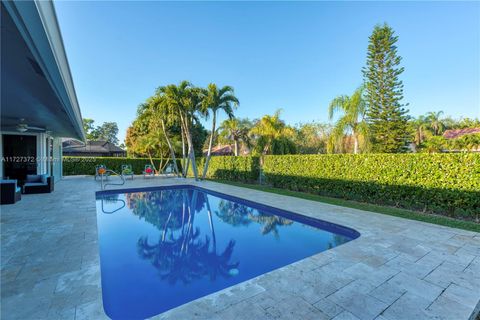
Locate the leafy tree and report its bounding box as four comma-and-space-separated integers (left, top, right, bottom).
95, 122, 120, 145
82, 118, 120, 145
363, 23, 410, 153
249, 110, 296, 155
328, 86, 368, 154
82, 118, 95, 139
200, 84, 239, 179
293, 122, 331, 154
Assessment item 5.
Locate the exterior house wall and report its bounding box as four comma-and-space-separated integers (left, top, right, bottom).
52, 137, 63, 182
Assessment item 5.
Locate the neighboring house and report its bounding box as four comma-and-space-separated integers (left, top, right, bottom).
203, 145, 250, 156
204, 145, 235, 156
443, 128, 480, 139
1, 1, 85, 183
63, 140, 126, 157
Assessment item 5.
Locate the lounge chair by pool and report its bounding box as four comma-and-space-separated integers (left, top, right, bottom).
143, 165, 154, 178
121, 164, 134, 180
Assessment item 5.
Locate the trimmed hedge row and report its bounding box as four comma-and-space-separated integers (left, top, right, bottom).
196, 156, 260, 183
63, 156, 181, 176
262, 154, 480, 219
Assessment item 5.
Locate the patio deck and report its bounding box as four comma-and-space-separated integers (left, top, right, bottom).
1, 176, 479, 320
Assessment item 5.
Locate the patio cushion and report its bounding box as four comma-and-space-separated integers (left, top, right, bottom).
1, 179, 17, 185
16, 187, 21, 193
24, 182, 47, 187
26, 175, 42, 183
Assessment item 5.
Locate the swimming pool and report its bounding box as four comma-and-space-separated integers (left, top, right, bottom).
95, 185, 360, 319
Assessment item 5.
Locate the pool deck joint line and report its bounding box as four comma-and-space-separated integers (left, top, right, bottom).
1, 176, 479, 320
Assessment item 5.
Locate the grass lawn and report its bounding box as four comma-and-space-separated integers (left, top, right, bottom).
213, 180, 480, 233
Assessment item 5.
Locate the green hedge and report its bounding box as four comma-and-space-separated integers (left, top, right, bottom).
196, 156, 260, 183
262, 154, 480, 219
63, 156, 181, 176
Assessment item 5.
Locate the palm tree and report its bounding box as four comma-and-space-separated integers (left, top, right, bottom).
200, 84, 239, 180
328, 86, 368, 154
249, 110, 296, 155
150, 95, 181, 176
138, 133, 165, 173
218, 118, 252, 156
157, 81, 202, 180
411, 115, 428, 150
426, 111, 445, 136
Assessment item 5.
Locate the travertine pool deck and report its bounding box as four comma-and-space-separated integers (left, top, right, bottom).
1, 176, 479, 320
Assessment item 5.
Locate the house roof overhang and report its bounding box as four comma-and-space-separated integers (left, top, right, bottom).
1, 0, 85, 141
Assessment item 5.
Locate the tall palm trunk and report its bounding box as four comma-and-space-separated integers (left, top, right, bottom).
205, 197, 216, 253
234, 138, 239, 156
352, 128, 358, 154
181, 126, 187, 177
202, 111, 216, 180
180, 112, 198, 180
161, 119, 180, 176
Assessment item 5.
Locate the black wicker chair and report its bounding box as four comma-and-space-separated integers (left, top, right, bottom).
1, 180, 22, 204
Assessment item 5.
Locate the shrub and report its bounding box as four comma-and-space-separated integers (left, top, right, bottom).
196, 156, 260, 183
63, 157, 181, 176
262, 154, 480, 219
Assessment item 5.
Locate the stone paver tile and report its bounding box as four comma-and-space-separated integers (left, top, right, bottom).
424, 261, 480, 291
265, 296, 329, 320
200, 281, 266, 312
369, 281, 406, 305
405, 260, 439, 279
441, 283, 480, 308
328, 280, 388, 320
153, 301, 213, 320
426, 294, 473, 320
380, 293, 433, 320
46, 306, 76, 320
332, 311, 361, 320
210, 300, 272, 320
387, 272, 443, 302
313, 298, 345, 318
74, 300, 110, 320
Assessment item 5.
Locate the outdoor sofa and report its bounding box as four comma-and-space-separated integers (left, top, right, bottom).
0, 179, 22, 204
23, 174, 54, 194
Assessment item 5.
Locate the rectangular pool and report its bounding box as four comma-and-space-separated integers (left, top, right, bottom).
95, 185, 359, 319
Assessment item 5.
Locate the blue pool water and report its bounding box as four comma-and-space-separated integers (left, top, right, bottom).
95, 185, 359, 319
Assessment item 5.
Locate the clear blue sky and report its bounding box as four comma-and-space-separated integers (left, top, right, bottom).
55, 1, 480, 143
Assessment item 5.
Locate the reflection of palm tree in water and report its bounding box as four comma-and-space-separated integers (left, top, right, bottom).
216, 199, 293, 237
137, 189, 238, 284
248, 212, 293, 238
215, 200, 253, 227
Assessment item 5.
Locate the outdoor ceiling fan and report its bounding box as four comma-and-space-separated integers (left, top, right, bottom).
15, 119, 45, 133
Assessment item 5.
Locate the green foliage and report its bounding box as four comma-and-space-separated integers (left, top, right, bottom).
196, 156, 260, 182
363, 23, 410, 153
250, 110, 297, 155
261, 154, 480, 219
63, 157, 181, 176
83, 118, 120, 145
218, 118, 253, 156
328, 86, 369, 154
293, 122, 331, 154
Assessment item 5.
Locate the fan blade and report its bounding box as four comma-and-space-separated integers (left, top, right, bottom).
26, 126, 45, 131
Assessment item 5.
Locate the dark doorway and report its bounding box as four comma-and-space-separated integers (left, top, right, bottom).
2, 134, 37, 180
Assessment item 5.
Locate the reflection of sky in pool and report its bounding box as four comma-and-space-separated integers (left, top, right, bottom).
96, 186, 359, 319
